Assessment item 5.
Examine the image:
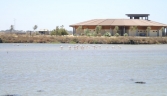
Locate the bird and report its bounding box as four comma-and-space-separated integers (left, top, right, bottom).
69, 46, 71, 49
60, 45, 63, 49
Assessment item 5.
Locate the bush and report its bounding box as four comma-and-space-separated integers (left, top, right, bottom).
97, 33, 102, 37
51, 26, 68, 36
104, 32, 111, 37
84, 29, 90, 36
0, 38, 2, 43
114, 33, 120, 37
92, 32, 97, 36
124, 33, 128, 36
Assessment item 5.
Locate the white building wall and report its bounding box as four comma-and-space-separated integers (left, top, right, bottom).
129, 31, 136, 36
159, 30, 162, 36
150, 30, 158, 37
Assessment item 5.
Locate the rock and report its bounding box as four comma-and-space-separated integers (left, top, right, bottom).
135, 81, 146, 84
2, 94, 20, 96
37, 90, 44, 92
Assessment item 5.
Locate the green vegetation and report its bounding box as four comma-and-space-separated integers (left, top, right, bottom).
124, 33, 128, 36
84, 28, 92, 36
146, 26, 151, 36
129, 26, 138, 36
51, 25, 68, 36
114, 26, 119, 33
76, 26, 82, 35
115, 33, 120, 37
95, 25, 102, 35
104, 32, 111, 37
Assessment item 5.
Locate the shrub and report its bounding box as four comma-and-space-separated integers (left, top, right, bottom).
87, 33, 92, 36
51, 26, 68, 36
124, 33, 128, 36
0, 38, 2, 43
92, 32, 97, 36
104, 32, 111, 37
97, 33, 102, 37
84, 28, 90, 36
114, 33, 120, 37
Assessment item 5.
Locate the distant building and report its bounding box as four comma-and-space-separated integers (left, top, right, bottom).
38, 29, 50, 35
70, 14, 167, 37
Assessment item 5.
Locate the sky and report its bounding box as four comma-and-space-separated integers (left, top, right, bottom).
0, 0, 167, 31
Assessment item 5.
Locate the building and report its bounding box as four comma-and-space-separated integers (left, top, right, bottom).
38, 29, 50, 35
70, 14, 167, 37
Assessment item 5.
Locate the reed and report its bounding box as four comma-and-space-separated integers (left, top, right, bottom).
0, 34, 167, 44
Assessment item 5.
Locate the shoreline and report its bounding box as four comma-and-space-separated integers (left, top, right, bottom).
0, 34, 167, 44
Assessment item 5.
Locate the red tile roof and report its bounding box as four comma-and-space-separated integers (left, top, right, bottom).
70, 19, 167, 27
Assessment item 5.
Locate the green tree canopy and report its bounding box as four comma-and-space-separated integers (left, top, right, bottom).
51, 25, 68, 36
114, 26, 119, 33
95, 25, 102, 34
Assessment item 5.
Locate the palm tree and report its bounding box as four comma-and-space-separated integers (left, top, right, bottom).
84, 28, 90, 36
146, 27, 151, 37
134, 26, 138, 36
10, 25, 14, 33
76, 26, 82, 35
33, 25, 38, 35
114, 26, 119, 35
129, 26, 138, 36
95, 25, 102, 35
129, 26, 133, 36
160, 27, 164, 37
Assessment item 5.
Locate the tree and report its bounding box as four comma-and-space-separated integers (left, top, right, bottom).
10, 25, 14, 33
114, 26, 119, 35
129, 26, 138, 36
76, 26, 82, 35
129, 26, 133, 36
160, 27, 164, 36
134, 26, 138, 36
104, 32, 111, 37
55, 26, 60, 35
51, 25, 68, 36
95, 25, 102, 34
59, 25, 68, 35
146, 26, 151, 37
84, 28, 90, 36
33, 25, 38, 35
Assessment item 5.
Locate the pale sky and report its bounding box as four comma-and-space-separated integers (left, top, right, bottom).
0, 0, 167, 31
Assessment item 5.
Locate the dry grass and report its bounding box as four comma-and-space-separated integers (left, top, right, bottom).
0, 34, 167, 44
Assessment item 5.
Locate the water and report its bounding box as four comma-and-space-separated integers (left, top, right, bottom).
0, 44, 167, 96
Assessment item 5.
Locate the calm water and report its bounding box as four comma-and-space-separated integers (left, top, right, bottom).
0, 44, 167, 96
